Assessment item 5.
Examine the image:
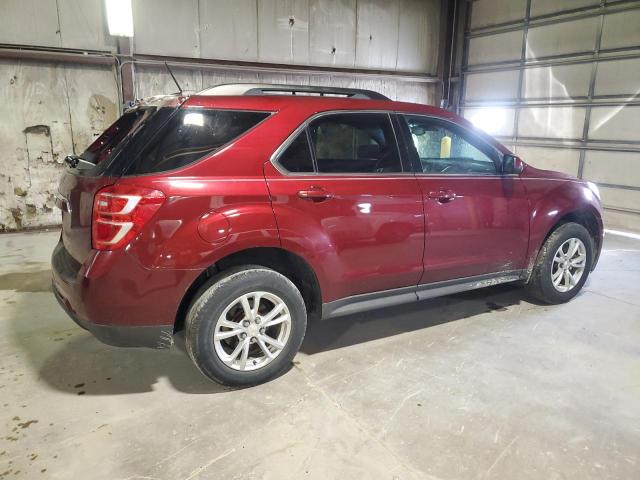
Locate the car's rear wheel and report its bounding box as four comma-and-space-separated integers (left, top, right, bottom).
526, 222, 594, 304
185, 266, 307, 386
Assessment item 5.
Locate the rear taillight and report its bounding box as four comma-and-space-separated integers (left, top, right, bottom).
92, 185, 165, 250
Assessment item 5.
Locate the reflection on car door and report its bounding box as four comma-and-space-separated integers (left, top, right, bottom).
399, 114, 530, 284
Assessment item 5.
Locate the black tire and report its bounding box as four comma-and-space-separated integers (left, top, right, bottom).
526, 222, 594, 304
185, 266, 307, 386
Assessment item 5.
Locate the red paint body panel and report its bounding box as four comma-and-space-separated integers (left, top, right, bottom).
264, 163, 424, 302
416, 175, 530, 283
51, 93, 604, 346
58, 172, 116, 262
519, 165, 604, 269
52, 245, 196, 327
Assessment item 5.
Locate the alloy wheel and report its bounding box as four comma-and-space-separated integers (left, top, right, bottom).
213, 291, 292, 371
550, 237, 587, 293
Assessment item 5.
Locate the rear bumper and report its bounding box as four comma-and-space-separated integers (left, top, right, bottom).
53, 283, 173, 348
51, 240, 197, 349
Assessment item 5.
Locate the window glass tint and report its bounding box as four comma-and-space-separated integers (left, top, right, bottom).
133, 109, 269, 174
403, 115, 497, 175
278, 131, 314, 173
83, 108, 152, 165
309, 113, 401, 174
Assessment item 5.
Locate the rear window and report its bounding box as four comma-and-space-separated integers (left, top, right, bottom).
83, 108, 153, 165
130, 109, 270, 174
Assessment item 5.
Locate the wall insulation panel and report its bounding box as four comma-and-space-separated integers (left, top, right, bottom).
130, 0, 440, 74
134, 65, 436, 105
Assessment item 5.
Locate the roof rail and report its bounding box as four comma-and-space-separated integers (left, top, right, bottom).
197, 83, 390, 100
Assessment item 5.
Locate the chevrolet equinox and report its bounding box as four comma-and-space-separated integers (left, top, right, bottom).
52, 84, 603, 386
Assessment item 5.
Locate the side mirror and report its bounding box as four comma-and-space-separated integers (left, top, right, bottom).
502, 154, 524, 175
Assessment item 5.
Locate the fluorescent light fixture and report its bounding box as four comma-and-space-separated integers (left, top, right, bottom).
466, 107, 508, 136
106, 0, 134, 37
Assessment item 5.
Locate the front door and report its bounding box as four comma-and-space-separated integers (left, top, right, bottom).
398, 114, 530, 284
264, 111, 424, 303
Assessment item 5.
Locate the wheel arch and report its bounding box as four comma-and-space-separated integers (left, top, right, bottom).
528, 206, 603, 277
174, 247, 322, 333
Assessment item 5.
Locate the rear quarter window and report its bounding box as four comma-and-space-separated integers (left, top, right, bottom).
129, 109, 270, 174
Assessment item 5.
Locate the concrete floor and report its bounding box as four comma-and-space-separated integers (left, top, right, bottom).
0, 231, 638, 480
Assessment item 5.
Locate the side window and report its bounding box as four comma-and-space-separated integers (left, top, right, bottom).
402, 115, 497, 175
132, 109, 270, 174
278, 131, 315, 173
308, 113, 402, 174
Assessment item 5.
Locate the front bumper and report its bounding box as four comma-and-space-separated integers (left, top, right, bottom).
51, 240, 196, 349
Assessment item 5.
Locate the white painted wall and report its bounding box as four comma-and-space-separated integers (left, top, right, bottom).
131, 0, 440, 73
0, 0, 117, 51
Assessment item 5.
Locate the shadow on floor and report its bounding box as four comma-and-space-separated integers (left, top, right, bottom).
36, 335, 229, 396
301, 283, 527, 355
12, 280, 528, 396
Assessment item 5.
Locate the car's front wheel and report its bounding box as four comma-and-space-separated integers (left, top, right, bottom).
526, 222, 594, 304
185, 266, 307, 386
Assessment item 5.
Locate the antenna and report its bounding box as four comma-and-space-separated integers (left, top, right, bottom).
164, 61, 182, 94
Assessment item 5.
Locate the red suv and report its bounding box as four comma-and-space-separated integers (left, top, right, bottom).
52, 84, 603, 386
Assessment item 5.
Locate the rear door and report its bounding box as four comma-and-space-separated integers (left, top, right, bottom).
265, 111, 424, 302
398, 114, 530, 284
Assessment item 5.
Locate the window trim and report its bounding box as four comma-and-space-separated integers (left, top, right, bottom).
271, 110, 411, 177
276, 128, 316, 174
125, 108, 275, 177
397, 114, 509, 177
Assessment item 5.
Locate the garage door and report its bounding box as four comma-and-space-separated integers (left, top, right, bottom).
460, 0, 640, 231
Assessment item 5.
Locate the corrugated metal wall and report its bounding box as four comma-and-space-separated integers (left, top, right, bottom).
131, 0, 440, 102
134, 66, 435, 104
460, 0, 640, 231
131, 0, 439, 72
0, 0, 442, 230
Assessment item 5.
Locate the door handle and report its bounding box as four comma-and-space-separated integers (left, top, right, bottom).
427, 189, 456, 203
297, 187, 333, 202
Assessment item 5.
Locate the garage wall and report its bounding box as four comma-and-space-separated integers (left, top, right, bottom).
0, 0, 442, 231
131, 0, 440, 72
0, 0, 120, 231
461, 0, 640, 232
131, 0, 440, 103
0, 60, 119, 230
0, 0, 117, 52
134, 66, 435, 105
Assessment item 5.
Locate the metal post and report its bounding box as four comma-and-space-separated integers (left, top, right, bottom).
118, 37, 135, 106
578, 1, 606, 179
